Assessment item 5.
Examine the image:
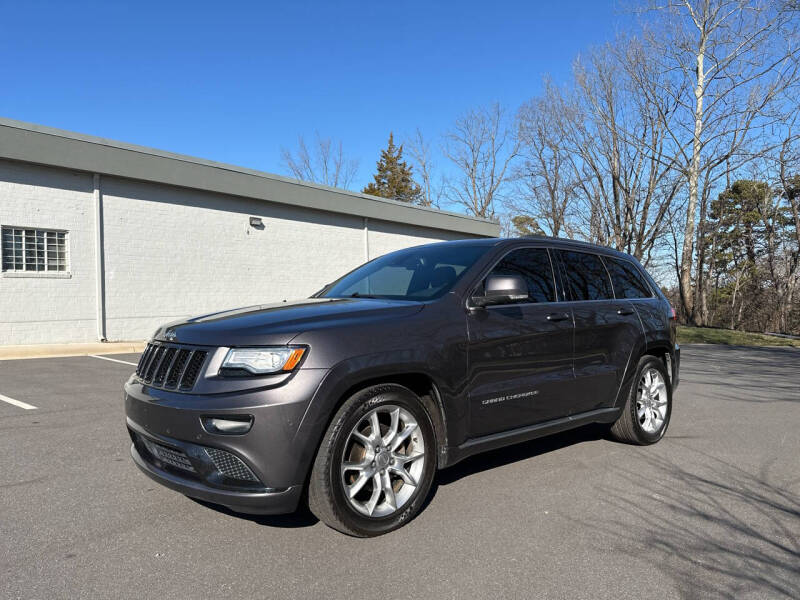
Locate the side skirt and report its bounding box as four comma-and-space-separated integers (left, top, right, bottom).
442, 407, 621, 468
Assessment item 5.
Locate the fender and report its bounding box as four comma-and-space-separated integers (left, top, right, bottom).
290, 352, 462, 480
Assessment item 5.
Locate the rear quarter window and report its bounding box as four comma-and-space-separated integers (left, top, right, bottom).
604, 257, 653, 299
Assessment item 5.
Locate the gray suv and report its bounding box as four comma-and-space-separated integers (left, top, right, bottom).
125, 237, 679, 536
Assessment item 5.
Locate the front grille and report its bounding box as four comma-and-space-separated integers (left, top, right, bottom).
140, 436, 197, 473
204, 447, 259, 482
136, 342, 208, 391
180, 351, 207, 390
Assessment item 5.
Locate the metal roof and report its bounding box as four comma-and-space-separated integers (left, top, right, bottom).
0, 117, 499, 237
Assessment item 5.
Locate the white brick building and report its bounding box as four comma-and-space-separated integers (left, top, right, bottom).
0, 118, 498, 346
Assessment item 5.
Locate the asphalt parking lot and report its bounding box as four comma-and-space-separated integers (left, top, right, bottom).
1, 345, 798, 599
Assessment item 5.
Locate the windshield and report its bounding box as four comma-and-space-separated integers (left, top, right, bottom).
320, 244, 490, 301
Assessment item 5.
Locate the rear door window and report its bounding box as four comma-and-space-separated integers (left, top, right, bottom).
558, 250, 614, 301
604, 257, 653, 299
485, 247, 555, 303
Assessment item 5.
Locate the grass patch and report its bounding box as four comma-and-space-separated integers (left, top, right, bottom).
677, 326, 800, 348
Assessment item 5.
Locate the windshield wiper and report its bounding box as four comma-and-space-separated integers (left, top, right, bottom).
349, 292, 380, 298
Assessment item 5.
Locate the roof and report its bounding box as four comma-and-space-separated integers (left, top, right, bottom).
0, 117, 500, 237
517, 235, 630, 256
432, 235, 637, 260
396, 235, 636, 260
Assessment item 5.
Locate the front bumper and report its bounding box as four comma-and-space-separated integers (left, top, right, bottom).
124, 367, 329, 515
128, 421, 303, 514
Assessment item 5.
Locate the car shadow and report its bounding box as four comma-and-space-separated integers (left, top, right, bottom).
191, 497, 320, 528
436, 423, 606, 486
191, 426, 606, 528
418, 424, 607, 514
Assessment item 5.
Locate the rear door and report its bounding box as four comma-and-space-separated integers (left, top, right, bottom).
603, 255, 667, 348
466, 246, 575, 437
554, 249, 643, 415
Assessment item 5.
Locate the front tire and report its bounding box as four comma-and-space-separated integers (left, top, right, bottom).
610, 355, 672, 445
308, 384, 437, 537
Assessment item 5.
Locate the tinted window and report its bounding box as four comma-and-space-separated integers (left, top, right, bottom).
605, 257, 653, 299
559, 250, 613, 301
485, 248, 555, 303
322, 244, 489, 300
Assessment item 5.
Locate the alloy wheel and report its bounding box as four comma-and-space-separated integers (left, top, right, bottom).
636, 367, 668, 434
340, 405, 425, 517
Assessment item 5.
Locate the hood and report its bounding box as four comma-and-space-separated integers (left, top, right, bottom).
153, 298, 425, 346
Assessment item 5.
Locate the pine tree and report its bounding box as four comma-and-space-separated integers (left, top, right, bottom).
362, 133, 423, 204
511, 215, 544, 236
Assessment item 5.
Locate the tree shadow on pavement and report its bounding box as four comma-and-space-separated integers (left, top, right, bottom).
583, 445, 800, 599
680, 345, 800, 404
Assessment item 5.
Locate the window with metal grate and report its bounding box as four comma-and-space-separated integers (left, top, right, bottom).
1, 227, 68, 272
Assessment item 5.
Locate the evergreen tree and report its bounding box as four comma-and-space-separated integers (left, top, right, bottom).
511, 215, 544, 237
362, 133, 423, 204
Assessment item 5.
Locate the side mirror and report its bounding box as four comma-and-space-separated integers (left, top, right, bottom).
472, 274, 529, 307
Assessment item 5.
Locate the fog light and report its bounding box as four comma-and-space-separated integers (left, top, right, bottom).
202, 416, 253, 435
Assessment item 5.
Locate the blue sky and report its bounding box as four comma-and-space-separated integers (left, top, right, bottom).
1, 1, 630, 191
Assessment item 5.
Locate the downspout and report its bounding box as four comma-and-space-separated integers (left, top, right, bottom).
363, 216, 370, 262
93, 174, 107, 341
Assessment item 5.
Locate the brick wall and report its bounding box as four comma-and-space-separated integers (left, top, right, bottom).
0, 160, 98, 344
1, 161, 480, 345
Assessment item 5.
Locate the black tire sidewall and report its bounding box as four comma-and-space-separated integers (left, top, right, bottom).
325, 385, 437, 536
629, 356, 672, 444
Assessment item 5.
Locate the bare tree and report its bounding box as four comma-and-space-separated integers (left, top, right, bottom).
772, 127, 800, 332
404, 128, 444, 208
442, 103, 520, 219
571, 43, 683, 262
640, 0, 800, 322
514, 44, 681, 262
281, 132, 359, 189
514, 81, 579, 237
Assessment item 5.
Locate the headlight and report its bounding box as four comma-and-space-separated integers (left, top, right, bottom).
220, 347, 306, 375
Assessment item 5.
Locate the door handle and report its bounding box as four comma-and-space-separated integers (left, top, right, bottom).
616, 308, 635, 316
546, 312, 570, 322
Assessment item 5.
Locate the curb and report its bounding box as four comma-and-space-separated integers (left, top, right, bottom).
0, 341, 147, 361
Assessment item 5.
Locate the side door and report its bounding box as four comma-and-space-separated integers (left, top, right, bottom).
603, 255, 669, 349
553, 249, 643, 415
466, 246, 575, 437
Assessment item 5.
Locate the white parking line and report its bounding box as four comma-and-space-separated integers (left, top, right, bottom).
0, 393, 37, 410
89, 355, 138, 366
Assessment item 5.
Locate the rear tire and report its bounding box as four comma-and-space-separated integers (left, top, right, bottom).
308, 384, 437, 537
610, 355, 672, 445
